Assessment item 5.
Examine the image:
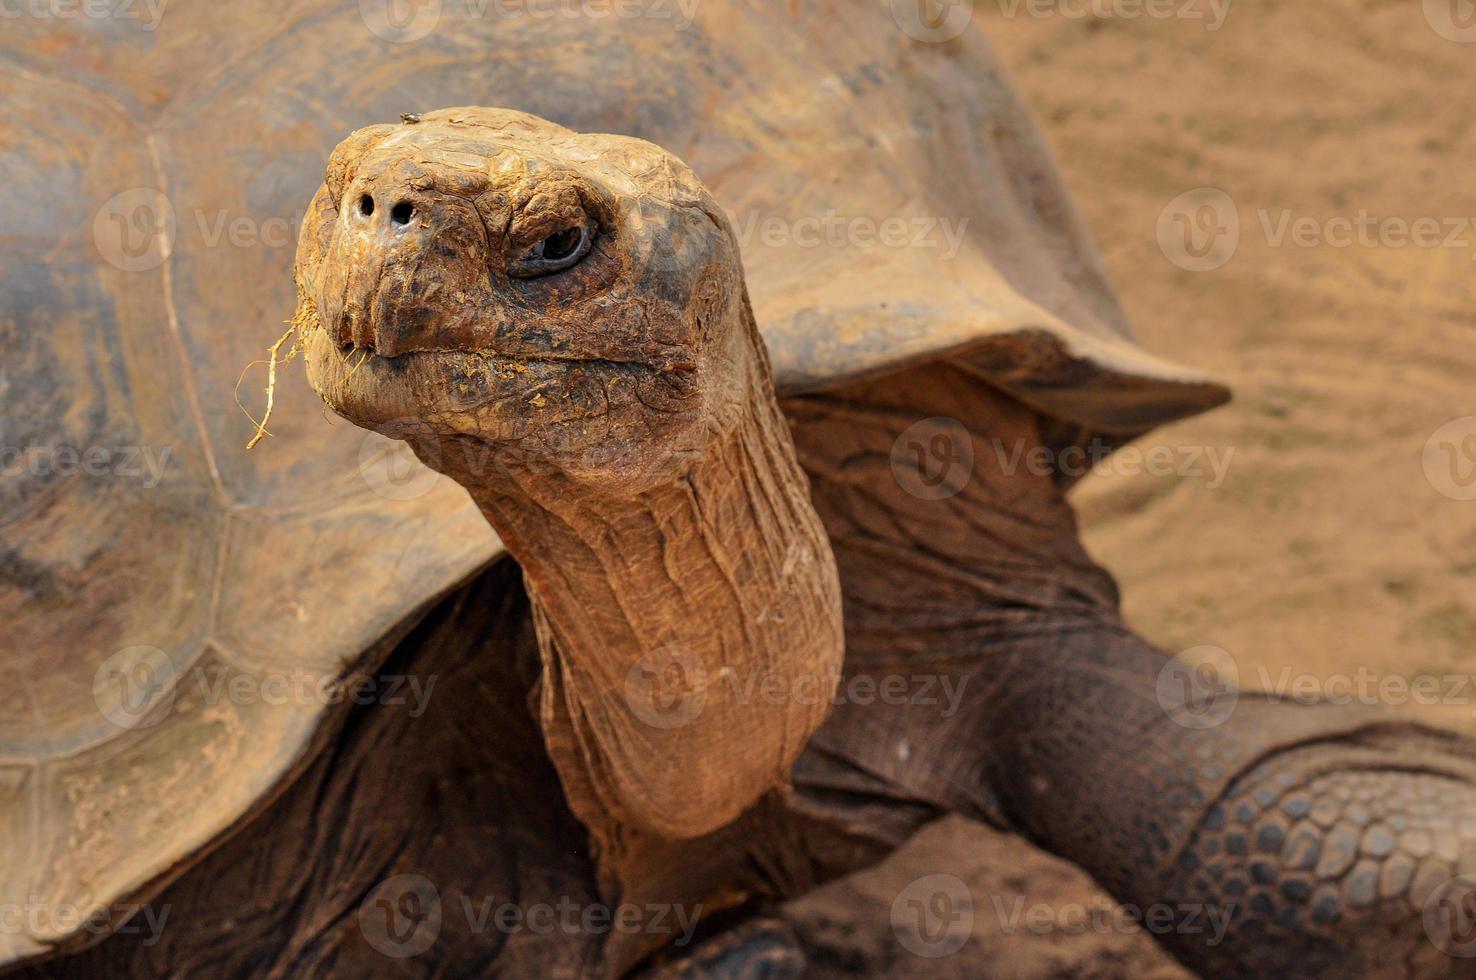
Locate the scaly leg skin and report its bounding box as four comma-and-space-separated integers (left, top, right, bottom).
636, 918, 806, 980
982, 625, 1476, 979
1170, 746, 1476, 978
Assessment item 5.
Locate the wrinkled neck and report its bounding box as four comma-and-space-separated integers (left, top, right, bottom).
782, 362, 1121, 667
450, 362, 844, 847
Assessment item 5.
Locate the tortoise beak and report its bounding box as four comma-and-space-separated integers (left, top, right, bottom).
314, 181, 496, 358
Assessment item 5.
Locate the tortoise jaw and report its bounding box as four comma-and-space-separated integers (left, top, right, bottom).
304, 324, 702, 448
331, 330, 696, 378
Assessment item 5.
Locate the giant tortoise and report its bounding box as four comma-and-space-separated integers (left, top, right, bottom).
5, 2, 1476, 978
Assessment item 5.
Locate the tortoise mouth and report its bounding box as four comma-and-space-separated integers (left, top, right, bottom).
332, 335, 693, 375
305, 325, 702, 440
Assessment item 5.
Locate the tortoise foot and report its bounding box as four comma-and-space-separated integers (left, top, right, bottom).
1167, 745, 1476, 978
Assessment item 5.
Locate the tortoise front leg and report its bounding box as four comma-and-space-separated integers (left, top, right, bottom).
983, 625, 1476, 978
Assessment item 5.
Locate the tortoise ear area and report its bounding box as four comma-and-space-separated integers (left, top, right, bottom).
323, 124, 399, 204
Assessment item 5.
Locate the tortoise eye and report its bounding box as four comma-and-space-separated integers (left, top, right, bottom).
541, 227, 582, 261
509, 220, 593, 278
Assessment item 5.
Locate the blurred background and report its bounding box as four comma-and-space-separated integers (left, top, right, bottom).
789, 2, 1476, 975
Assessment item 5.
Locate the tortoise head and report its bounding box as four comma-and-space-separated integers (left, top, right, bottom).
296, 107, 750, 493
295, 110, 846, 850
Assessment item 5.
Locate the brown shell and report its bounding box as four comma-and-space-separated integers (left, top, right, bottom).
0, 0, 1226, 966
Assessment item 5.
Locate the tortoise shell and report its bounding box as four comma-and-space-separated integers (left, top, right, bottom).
0, 0, 1226, 965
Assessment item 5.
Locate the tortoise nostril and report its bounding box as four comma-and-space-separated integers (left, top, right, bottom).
358, 194, 374, 217
390, 201, 415, 226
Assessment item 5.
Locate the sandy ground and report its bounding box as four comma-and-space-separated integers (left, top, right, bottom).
784, 2, 1476, 975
